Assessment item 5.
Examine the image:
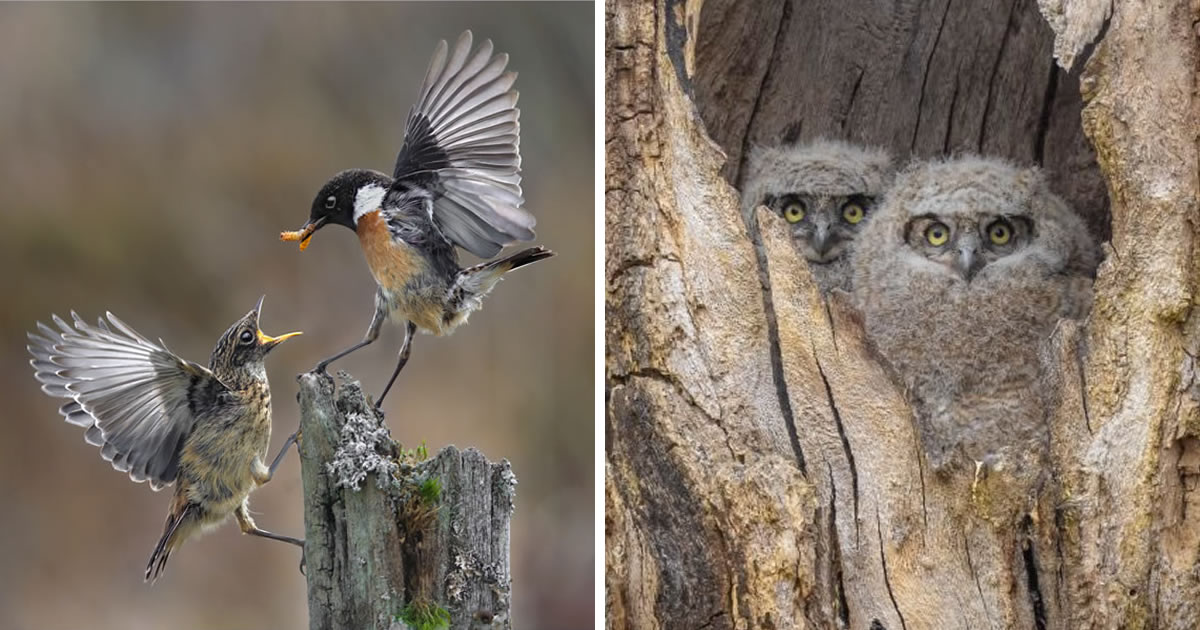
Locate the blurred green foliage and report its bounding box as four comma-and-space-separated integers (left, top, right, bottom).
0, 3, 593, 629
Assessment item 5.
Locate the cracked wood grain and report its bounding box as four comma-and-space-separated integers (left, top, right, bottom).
296, 372, 514, 630
606, 0, 1200, 628
605, 0, 817, 627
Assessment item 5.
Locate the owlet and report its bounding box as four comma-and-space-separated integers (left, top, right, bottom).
852, 156, 1098, 471
742, 139, 895, 292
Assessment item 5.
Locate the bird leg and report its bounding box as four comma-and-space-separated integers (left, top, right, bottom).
375, 321, 416, 409
251, 430, 302, 486
235, 504, 306, 574
314, 294, 387, 373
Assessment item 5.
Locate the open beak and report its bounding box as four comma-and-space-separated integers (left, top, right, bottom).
257, 329, 303, 349
279, 216, 327, 251
250, 295, 302, 349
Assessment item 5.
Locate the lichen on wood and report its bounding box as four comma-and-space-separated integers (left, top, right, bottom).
297, 371, 515, 630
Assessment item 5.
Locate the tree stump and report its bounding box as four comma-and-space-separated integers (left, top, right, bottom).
605, 0, 1200, 628
297, 372, 515, 630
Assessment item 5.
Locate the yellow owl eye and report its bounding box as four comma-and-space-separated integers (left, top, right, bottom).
988, 220, 1012, 245
842, 202, 865, 225
783, 202, 805, 223
925, 222, 950, 246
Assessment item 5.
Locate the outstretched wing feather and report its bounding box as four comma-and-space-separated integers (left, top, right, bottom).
391, 31, 536, 258
26, 312, 225, 489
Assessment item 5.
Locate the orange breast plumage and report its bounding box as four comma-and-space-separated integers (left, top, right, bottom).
356, 210, 425, 293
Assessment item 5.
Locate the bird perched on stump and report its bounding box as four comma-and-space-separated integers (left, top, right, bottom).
27, 297, 304, 582
281, 31, 554, 408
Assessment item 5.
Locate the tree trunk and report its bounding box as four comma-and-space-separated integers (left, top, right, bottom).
604, 0, 1200, 628
297, 372, 515, 630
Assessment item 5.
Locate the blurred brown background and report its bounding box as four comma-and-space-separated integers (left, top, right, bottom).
0, 3, 593, 629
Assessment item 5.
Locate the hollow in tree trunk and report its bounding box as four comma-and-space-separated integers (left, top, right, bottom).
604, 0, 1200, 627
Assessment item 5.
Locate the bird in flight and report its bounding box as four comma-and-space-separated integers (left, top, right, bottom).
28, 298, 304, 582
281, 31, 554, 409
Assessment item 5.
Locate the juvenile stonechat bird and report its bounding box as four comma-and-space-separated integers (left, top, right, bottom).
27, 297, 304, 582
280, 31, 554, 408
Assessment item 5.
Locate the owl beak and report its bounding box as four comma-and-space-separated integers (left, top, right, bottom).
812, 226, 832, 256
956, 247, 983, 281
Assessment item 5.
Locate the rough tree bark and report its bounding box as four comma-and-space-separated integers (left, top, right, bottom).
605, 0, 1200, 628
297, 372, 515, 630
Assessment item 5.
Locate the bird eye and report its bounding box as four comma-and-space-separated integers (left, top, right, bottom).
783, 201, 806, 223
925, 222, 950, 246
987, 219, 1012, 245
239, 330, 255, 345
324, 196, 336, 209
842, 202, 865, 225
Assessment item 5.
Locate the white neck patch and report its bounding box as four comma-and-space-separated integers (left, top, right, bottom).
353, 184, 387, 224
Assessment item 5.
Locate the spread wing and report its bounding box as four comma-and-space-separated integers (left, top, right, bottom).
392, 30, 535, 259
27, 312, 224, 490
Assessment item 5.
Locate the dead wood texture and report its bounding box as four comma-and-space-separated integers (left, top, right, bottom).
605, 0, 1200, 628
297, 372, 515, 630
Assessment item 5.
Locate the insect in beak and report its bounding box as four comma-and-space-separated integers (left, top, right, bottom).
280, 216, 328, 251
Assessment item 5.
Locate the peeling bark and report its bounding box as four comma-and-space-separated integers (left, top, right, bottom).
605, 0, 1200, 628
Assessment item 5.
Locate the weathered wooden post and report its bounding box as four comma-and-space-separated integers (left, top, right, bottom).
296, 372, 515, 630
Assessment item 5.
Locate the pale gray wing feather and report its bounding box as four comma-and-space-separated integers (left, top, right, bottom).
393, 30, 535, 259
27, 312, 222, 490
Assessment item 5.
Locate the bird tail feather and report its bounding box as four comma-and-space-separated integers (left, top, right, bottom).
480, 245, 555, 274
145, 501, 193, 583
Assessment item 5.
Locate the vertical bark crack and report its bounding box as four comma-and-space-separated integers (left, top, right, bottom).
842, 67, 866, 134
733, 0, 807, 476
817, 356, 860, 540
735, 0, 793, 189
914, 440, 929, 533
1022, 516, 1048, 630
911, 0, 954, 152
758, 258, 808, 474
829, 464, 852, 628
822, 299, 840, 353
1033, 62, 1060, 165
1077, 344, 1093, 434
876, 507, 909, 630
977, 0, 1019, 152
944, 77, 960, 154
963, 530, 993, 625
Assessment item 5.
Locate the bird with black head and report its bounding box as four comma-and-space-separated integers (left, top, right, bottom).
281, 31, 554, 409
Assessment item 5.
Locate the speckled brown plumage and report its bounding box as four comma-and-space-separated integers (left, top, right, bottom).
27, 297, 304, 582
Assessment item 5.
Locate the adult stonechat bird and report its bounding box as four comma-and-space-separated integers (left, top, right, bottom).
280, 31, 554, 408
27, 297, 304, 582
